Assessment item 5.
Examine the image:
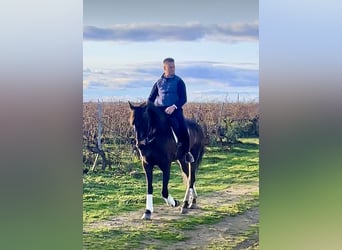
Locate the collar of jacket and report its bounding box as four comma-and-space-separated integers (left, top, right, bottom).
161, 73, 175, 79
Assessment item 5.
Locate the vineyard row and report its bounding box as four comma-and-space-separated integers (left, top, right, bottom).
83, 101, 259, 171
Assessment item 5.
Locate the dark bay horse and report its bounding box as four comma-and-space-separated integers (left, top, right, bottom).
128, 101, 205, 220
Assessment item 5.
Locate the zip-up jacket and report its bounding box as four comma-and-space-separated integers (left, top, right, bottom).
148, 74, 187, 109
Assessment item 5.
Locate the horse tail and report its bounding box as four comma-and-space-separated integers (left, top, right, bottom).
186, 119, 206, 169
196, 145, 205, 167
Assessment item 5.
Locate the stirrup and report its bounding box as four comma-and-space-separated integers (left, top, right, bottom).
185, 152, 195, 163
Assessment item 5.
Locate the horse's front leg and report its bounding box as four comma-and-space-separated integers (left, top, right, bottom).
142, 163, 153, 220
161, 163, 180, 208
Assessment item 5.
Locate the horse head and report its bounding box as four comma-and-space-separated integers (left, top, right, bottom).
128, 101, 169, 148
129, 101, 150, 147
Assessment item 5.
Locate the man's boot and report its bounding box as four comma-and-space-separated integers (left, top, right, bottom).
185, 152, 195, 163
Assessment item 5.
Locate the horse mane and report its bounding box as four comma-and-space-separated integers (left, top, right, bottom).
129, 101, 170, 135
145, 101, 169, 134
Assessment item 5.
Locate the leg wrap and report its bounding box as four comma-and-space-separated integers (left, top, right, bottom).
189, 188, 194, 201
163, 195, 176, 207
146, 194, 153, 213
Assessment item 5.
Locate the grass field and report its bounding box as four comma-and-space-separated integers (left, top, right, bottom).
83, 138, 259, 249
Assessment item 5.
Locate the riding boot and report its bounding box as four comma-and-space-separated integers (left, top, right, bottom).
185, 152, 195, 163
177, 142, 194, 163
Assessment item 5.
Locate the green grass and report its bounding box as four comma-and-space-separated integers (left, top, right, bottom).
83, 138, 259, 249
83, 197, 259, 249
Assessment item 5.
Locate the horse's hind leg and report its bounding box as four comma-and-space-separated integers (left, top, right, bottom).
188, 161, 199, 209
188, 145, 204, 209
181, 183, 190, 214
188, 180, 198, 209
179, 160, 193, 214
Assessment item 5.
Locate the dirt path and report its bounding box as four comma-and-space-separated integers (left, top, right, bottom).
84, 182, 259, 249
164, 207, 258, 250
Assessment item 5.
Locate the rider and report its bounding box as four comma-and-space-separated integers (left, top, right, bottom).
148, 57, 195, 163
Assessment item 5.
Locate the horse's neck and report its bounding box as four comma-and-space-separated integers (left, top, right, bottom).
150, 120, 174, 141
152, 123, 169, 136
148, 108, 175, 141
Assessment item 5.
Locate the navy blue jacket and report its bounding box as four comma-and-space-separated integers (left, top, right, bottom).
148, 74, 187, 109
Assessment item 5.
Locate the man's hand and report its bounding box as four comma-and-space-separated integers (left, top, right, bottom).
165, 105, 177, 115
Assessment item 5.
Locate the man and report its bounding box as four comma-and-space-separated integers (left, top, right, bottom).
148, 57, 195, 163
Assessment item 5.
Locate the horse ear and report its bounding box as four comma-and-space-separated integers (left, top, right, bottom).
128, 101, 134, 110
138, 101, 146, 108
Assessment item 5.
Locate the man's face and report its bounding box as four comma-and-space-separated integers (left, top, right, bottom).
163, 62, 175, 76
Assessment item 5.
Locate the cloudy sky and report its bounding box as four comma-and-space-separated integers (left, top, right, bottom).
83, 0, 259, 103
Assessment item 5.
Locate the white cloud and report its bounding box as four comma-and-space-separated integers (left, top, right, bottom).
83, 61, 259, 102
83, 21, 258, 43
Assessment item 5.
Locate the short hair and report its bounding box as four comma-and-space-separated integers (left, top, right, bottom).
163, 57, 175, 64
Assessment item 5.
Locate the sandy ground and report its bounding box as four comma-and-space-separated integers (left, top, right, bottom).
84, 182, 259, 249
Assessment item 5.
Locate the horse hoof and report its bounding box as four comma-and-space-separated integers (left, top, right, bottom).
141, 213, 151, 220
180, 207, 188, 214
174, 199, 180, 207
182, 201, 189, 208
141, 210, 152, 220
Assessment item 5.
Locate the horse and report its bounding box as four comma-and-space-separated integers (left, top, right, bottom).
128, 101, 205, 220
